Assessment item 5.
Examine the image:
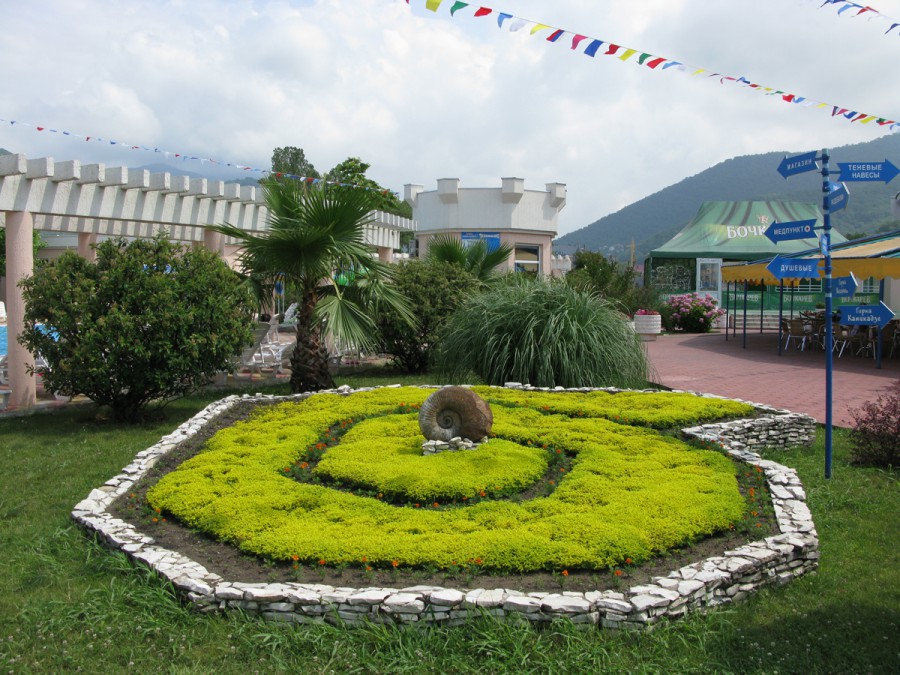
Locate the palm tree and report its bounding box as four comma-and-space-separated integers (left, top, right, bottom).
207, 179, 415, 393
424, 234, 513, 282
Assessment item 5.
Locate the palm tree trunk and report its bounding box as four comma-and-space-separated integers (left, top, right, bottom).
289, 295, 335, 393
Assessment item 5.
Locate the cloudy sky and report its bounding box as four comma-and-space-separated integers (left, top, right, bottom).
1, 0, 898, 237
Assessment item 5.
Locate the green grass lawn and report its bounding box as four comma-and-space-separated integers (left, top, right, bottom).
0, 378, 897, 674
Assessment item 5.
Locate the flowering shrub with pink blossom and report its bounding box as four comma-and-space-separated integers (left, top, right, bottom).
664, 293, 725, 333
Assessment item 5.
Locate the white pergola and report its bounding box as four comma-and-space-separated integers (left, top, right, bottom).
0, 153, 416, 409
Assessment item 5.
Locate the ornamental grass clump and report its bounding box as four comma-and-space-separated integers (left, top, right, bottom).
664, 292, 726, 333
435, 276, 649, 389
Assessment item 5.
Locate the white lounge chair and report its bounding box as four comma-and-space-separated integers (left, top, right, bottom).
234, 324, 273, 376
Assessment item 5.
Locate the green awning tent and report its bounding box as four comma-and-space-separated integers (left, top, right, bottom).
650, 201, 847, 261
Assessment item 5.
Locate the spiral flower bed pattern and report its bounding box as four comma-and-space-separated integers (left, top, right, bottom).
73, 385, 818, 629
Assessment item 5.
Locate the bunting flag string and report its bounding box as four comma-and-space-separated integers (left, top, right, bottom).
817, 0, 900, 35
0, 117, 397, 196
407, 0, 898, 132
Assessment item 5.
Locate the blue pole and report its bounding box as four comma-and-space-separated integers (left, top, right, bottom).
822, 149, 833, 479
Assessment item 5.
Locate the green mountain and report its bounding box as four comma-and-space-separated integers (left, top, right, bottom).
556, 134, 900, 262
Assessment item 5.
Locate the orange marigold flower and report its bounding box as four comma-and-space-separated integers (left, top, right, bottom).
415, 503, 421, 508
366, 566, 372, 572
548, 480, 555, 485
291, 554, 299, 561
391, 560, 399, 568
748, 487, 756, 497
625, 557, 633, 565
361, 556, 367, 563
433, 502, 440, 508
561, 570, 569, 577
318, 559, 326, 566
152, 517, 158, 523
474, 558, 482, 565
300, 462, 309, 469
479, 491, 486, 497
614, 569, 623, 577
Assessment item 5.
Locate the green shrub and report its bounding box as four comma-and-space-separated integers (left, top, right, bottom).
565, 249, 660, 315
147, 386, 746, 571
434, 276, 649, 388
376, 260, 477, 373
849, 380, 900, 469
18, 235, 255, 422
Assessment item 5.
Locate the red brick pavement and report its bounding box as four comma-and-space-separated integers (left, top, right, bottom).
644, 330, 899, 428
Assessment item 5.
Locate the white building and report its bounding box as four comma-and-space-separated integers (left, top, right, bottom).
404, 177, 566, 276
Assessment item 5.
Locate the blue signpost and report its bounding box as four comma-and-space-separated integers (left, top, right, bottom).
764, 219, 818, 245
826, 181, 849, 212
836, 159, 899, 184
777, 151, 819, 178
775, 149, 836, 478
832, 273, 858, 299
765, 255, 820, 279
774, 150, 897, 477
837, 301, 896, 328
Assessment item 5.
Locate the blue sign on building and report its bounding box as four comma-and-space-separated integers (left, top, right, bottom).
461, 231, 501, 252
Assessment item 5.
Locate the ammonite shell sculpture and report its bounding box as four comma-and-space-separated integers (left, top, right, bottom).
418, 386, 494, 442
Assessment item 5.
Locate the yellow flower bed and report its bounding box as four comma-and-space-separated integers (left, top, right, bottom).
147, 387, 750, 571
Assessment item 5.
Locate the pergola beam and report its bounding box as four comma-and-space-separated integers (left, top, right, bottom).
1, 153, 416, 410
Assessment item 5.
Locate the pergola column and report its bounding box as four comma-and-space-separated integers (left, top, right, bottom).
5, 210, 36, 408
77, 233, 98, 261
203, 229, 225, 256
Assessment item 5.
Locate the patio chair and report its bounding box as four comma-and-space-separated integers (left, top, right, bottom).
832, 324, 866, 358
864, 323, 897, 359
784, 318, 811, 351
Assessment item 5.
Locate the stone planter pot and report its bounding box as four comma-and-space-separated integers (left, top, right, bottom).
633, 314, 662, 341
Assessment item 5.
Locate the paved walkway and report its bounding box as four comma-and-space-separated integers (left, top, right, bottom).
644, 330, 899, 428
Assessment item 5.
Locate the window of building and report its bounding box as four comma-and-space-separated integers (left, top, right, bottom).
860, 276, 880, 294
514, 245, 541, 276
794, 278, 823, 293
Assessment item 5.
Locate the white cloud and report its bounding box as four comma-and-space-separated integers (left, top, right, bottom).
1, 0, 898, 235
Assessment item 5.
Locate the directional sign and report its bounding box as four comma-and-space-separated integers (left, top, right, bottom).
827, 181, 849, 212
764, 219, 818, 244
777, 151, 820, 179
766, 255, 820, 281
833, 272, 858, 298
837, 302, 896, 329
837, 159, 899, 184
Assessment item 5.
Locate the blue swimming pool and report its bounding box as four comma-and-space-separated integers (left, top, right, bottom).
0, 325, 6, 357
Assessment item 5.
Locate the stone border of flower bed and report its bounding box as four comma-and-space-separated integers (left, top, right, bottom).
71, 384, 819, 630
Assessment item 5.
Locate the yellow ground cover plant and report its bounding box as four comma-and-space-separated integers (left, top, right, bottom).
147, 387, 752, 572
